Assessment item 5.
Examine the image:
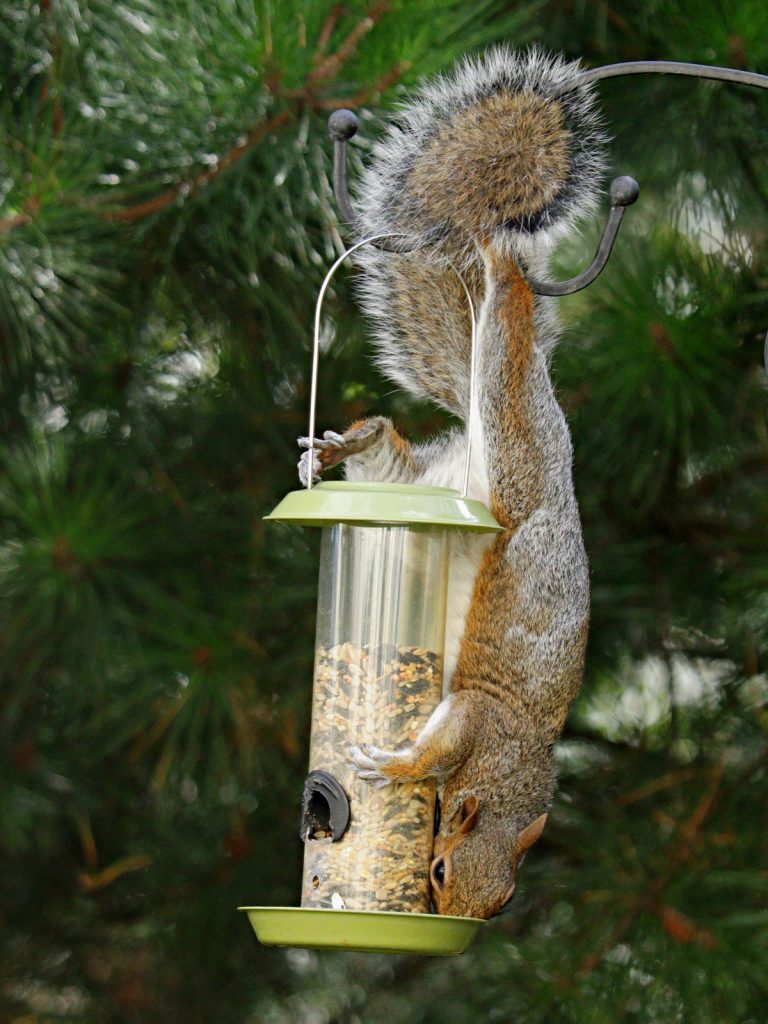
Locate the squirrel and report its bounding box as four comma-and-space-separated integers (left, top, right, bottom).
298, 48, 605, 919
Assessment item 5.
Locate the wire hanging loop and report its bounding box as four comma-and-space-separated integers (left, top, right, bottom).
307, 234, 479, 498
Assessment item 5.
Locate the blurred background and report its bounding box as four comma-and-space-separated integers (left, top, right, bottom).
1, 2, 766, 1022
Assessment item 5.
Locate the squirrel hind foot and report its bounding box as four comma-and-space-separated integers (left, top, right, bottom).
346, 744, 397, 788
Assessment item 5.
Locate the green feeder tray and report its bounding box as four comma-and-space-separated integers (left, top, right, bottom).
240, 907, 484, 956
265, 480, 503, 532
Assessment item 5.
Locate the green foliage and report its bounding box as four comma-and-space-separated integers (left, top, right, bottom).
0, 1, 766, 1023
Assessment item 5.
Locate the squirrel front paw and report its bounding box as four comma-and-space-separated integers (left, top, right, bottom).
297, 431, 346, 486
347, 743, 422, 788
297, 418, 399, 486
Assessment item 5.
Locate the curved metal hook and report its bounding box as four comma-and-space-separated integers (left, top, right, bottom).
329, 60, 768, 366
573, 60, 768, 93
327, 110, 363, 232
526, 175, 639, 295
570, 59, 768, 371
327, 109, 638, 291
328, 110, 445, 254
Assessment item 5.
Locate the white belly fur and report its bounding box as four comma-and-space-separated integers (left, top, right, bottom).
412, 426, 492, 695
443, 532, 492, 691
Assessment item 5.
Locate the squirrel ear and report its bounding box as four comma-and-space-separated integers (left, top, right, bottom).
458, 795, 479, 834
518, 812, 548, 852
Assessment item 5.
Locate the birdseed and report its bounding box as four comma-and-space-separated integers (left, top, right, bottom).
301, 642, 443, 913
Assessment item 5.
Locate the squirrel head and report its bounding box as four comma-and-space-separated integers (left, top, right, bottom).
430, 795, 548, 919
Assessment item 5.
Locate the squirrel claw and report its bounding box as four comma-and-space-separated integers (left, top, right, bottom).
297, 432, 349, 486
322, 430, 346, 447
355, 771, 391, 790
297, 433, 345, 451
347, 743, 397, 787
297, 449, 322, 487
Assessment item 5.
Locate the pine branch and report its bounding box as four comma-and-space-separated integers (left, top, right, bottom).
78, 853, 153, 892
314, 5, 346, 60
308, 1, 391, 84
617, 766, 701, 806
309, 60, 411, 109
596, 0, 631, 34
574, 762, 726, 977
104, 108, 295, 223
689, 448, 768, 497
0, 213, 27, 234
0, 2, 409, 232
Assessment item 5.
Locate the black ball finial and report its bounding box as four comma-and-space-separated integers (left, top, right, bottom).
610, 175, 640, 207
328, 109, 359, 142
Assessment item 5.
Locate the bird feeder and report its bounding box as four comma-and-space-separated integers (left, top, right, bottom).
240, 56, 768, 953
240, 236, 501, 955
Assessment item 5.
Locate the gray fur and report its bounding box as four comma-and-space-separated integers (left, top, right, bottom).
353, 46, 607, 414
356, 45, 606, 247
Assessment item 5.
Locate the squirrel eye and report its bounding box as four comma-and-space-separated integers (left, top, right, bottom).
431, 857, 446, 891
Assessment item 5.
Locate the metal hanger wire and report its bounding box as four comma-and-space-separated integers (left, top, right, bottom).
308, 235, 479, 497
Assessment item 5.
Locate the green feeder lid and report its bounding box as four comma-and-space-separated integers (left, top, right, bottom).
240, 906, 484, 955
265, 481, 502, 533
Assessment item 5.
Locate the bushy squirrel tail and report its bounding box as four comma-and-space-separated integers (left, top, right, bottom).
354, 46, 607, 417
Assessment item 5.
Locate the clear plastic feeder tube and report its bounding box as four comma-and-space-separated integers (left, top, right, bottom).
302, 523, 450, 913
